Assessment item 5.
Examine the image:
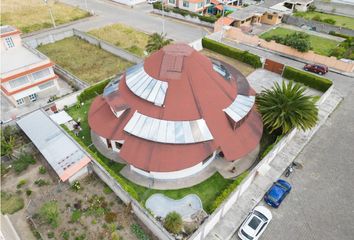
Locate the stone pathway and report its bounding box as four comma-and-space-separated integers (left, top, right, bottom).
205, 88, 342, 240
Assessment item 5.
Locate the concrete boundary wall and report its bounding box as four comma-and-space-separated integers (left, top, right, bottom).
152, 9, 214, 28
313, 1, 354, 18
188, 80, 334, 240
54, 65, 89, 90
223, 26, 354, 72
282, 14, 354, 36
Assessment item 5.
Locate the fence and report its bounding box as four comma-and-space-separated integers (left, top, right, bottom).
282, 14, 354, 37
314, 1, 354, 18
23, 29, 142, 64
223, 26, 354, 72
152, 9, 214, 28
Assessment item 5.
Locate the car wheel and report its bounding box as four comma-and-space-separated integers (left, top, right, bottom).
318, 72, 323, 75
304, 68, 308, 71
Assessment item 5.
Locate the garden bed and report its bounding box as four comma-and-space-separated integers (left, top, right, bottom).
37, 37, 133, 85
88, 24, 150, 58
260, 27, 339, 56
0, 0, 90, 33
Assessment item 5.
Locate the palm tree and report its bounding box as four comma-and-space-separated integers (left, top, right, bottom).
256, 81, 318, 134
145, 32, 172, 54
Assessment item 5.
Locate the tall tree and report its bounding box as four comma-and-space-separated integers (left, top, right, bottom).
256, 81, 318, 134
145, 32, 172, 54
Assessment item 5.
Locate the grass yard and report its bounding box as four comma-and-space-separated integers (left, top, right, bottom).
260, 27, 339, 56
294, 11, 354, 30
0, 0, 90, 33
202, 49, 255, 76
0, 191, 24, 214
64, 99, 249, 213
89, 23, 150, 57
38, 37, 133, 85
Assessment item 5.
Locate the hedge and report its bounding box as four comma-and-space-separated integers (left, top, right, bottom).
328, 31, 352, 40
62, 126, 139, 200
209, 171, 248, 213
202, 38, 263, 68
282, 66, 333, 92
77, 77, 112, 102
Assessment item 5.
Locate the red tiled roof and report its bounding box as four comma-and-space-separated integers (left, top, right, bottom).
88, 44, 262, 172
215, 17, 235, 26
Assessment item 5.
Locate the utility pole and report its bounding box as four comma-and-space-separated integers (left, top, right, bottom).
44, 0, 56, 28
221, 0, 226, 40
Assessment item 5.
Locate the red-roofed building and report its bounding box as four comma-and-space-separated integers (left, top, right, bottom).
89, 44, 263, 180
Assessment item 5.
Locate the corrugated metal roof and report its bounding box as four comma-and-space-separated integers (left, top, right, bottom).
223, 95, 255, 123
17, 110, 90, 181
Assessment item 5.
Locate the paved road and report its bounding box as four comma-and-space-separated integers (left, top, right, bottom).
26, 0, 210, 42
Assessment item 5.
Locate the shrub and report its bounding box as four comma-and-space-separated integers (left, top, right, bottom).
47, 232, 55, 238
38, 166, 47, 174
282, 66, 333, 92
39, 201, 60, 228
77, 78, 111, 102
202, 38, 262, 68
71, 210, 82, 223
0, 191, 24, 214
26, 189, 32, 196
130, 223, 150, 240
17, 179, 27, 189
34, 179, 50, 187
13, 153, 36, 173
71, 181, 81, 191
323, 18, 336, 24
312, 15, 322, 21
105, 212, 118, 223
62, 231, 70, 240
163, 211, 183, 234
209, 171, 248, 212
280, 32, 311, 52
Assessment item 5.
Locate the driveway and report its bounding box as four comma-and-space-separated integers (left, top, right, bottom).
245, 89, 354, 240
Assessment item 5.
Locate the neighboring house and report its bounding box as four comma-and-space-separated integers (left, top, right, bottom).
88, 44, 263, 181
167, 0, 212, 13
111, 0, 145, 6
0, 26, 59, 107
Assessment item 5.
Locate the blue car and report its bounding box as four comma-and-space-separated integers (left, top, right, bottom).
264, 179, 292, 208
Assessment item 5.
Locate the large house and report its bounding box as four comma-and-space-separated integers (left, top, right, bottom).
167, 0, 212, 13
0, 26, 59, 107
88, 44, 263, 180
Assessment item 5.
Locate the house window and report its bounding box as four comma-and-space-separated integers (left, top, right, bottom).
115, 142, 123, 150
197, 2, 203, 8
32, 68, 51, 80
169, 0, 175, 4
267, 15, 273, 20
9, 76, 30, 88
5, 37, 15, 48
16, 98, 25, 105
28, 93, 37, 102
183, 0, 189, 7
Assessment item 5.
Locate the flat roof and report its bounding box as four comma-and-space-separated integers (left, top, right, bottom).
229, 5, 270, 21
17, 110, 90, 182
0, 25, 16, 35
1, 46, 45, 75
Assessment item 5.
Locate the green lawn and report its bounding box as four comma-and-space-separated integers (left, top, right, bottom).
89, 24, 150, 58
1, 191, 24, 214
0, 0, 90, 33
260, 27, 339, 56
294, 11, 354, 30
38, 37, 133, 85
65, 98, 249, 213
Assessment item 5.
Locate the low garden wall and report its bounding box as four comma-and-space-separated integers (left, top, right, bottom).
152, 9, 214, 28
223, 26, 354, 72
282, 14, 354, 37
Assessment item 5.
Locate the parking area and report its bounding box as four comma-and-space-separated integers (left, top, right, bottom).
234, 89, 354, 240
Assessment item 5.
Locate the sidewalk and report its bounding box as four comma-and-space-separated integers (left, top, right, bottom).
205, 88, 342, 240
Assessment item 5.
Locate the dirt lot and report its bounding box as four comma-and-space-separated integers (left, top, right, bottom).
1, 158, 145, 240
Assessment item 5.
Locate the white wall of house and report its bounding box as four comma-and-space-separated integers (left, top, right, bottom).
130, 151, 216, 180
68, 165, 90, 184
294, 3, 310, 12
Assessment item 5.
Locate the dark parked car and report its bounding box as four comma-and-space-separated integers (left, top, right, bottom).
304, 64, 328, 75
264, 179, 292, 208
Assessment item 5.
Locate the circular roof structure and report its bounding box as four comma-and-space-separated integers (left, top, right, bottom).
88, 44, 263, 172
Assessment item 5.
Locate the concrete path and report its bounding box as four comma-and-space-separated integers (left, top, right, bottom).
206, 87, 343, 240
24, 0, 209, 43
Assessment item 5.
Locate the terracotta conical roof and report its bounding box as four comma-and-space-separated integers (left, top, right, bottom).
88, 44, 263, 172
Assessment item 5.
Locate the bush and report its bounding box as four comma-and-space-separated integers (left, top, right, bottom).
38, 166, 47, 174
323, 18, 336, 24
61, 231, 70, 240
268, 32, 311, 52
312, 15, 322, 21
17, 179, 27, 189
13, 153, 36, 173
39, 201, 60, 228
71, 181, 81, 191
130, 223, 150, 240
202, 38, 262, 68
47, 232, 55, 238
26, 189, 32, 196
34, 179, 50, 187
70, 210, 82, 223
209, 171, 248, 212
77, 78, 111, 102
163, 211, 183, 234
282, 66, 333, 92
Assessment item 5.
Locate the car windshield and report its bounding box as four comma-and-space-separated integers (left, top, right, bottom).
248, 216, 262, 230
241, 229, 254, 240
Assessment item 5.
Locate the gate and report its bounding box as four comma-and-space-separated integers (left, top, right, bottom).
264, 59, 285, 74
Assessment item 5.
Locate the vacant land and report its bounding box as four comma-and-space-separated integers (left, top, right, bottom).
202, 49, 255, 76
260, 27, 339, 56
294, 11, 354, 30
38, 37, 133, 84
89, 24, 150, 57
0, 0, 90, 33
